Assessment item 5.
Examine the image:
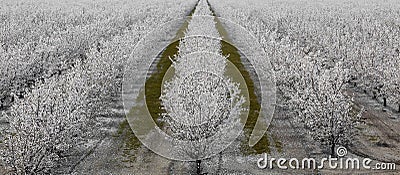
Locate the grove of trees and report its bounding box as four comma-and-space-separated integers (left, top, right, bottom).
0, 0, 198, 173
209, 0, 399, 155
161, 0, 245, 174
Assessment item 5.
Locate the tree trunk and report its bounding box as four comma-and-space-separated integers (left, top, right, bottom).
330, 135, 336, 157
383, 97, 387, 107
331, 143, 336, 157
398, 104, 400, 113
196, 159, 201, 175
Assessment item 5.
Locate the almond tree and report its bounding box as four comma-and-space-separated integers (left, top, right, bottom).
0, 53, 119, 174
382, 57, 400, 112
161, 69, 244, 174
290, 57, 362, 155
0, 65, 92, 174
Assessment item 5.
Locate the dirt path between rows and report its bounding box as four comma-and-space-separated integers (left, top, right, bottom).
347, 88, 400, 165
